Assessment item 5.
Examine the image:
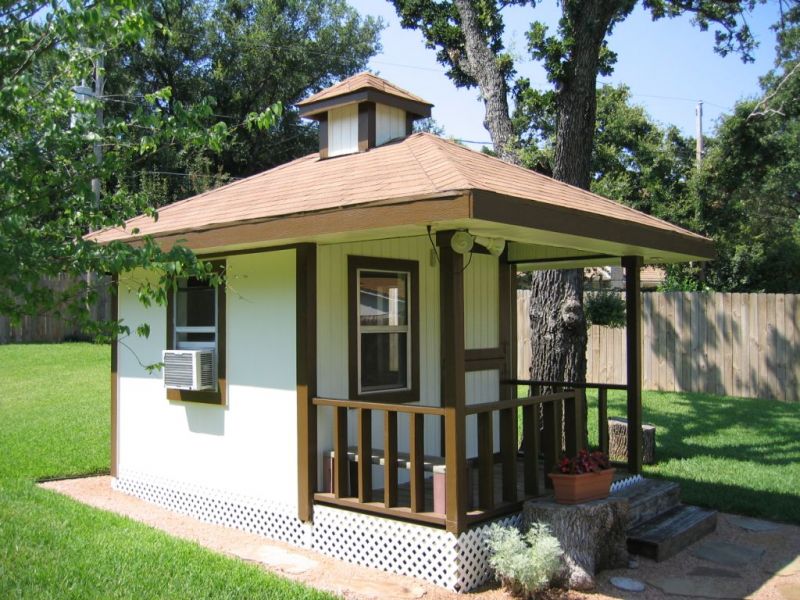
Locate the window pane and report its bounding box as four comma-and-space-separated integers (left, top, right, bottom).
359, 271, 408, 327
176, 286, 215, 328
176, 331, 215, 344
360, 332, 407, 391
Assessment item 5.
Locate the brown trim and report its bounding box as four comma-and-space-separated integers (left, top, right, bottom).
110, 274, 119, 478
298, 89, 432, 119
405, 113, 415, 136
438, 241, 468, 534
622, 255, 644, 474
471, 190, 715, 260
296, 244, 318, 522
465, 347, 506, 372
318, 113, 329, 159
313, 493, 446, 527
347, 255, 420, 404
165, 261, 227, 406
358, 102, 376, 152
123, 194, 470, 253
507, 253, 613, 265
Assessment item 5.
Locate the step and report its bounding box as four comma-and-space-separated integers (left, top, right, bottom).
612, 478, 681, 530
627, 504, 718, 562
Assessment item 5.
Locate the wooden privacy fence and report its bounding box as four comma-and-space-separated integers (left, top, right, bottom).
518, 290, 800, 402
0, 274, 112, 344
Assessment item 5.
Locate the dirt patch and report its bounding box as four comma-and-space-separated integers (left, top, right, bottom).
40, 477, 800, 599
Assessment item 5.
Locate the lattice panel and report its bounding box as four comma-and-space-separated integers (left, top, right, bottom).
312, 506, 460, 589
453, 513, 523, 592
113, 471, 310, 548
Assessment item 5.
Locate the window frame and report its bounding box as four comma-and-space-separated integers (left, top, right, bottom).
166, 261, 226, 405
348, 255, 420, 404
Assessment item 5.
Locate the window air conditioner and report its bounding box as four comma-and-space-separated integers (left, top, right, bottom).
162, 349, 215, 391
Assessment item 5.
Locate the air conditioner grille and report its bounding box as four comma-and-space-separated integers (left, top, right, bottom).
163, 350, 215, 391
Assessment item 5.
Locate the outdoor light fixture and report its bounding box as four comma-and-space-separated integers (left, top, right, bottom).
450, 230, 474, 254
474, 236, 506, 257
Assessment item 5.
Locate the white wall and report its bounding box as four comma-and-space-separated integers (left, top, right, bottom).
116, 251, 298, 507
376, 104, 406, 146
328, 104, 359, 157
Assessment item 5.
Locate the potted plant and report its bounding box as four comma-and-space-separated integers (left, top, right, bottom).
548, 449, 615, 505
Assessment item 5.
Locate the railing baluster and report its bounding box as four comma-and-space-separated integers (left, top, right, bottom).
564, 390, 579, 457
598, 387, 609, 455
409, 413, 424, 512
384, 411, 398, 508
500, 407, 517, 502
477, 411, 494, 509
357, 408, 372, 503
333, 406, 348, 498
542, 394, 560, 489
522, 403, 540, 496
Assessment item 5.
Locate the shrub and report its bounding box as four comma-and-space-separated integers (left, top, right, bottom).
584, 291, 626, 328
487, 522, 564, 598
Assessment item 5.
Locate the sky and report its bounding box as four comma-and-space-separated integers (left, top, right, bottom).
347, 0, 783, 149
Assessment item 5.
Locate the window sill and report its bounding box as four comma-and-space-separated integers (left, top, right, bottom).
166, 388, 225, 405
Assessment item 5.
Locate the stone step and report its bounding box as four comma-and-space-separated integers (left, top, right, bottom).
627, 504, 718, 562
612, 478, 681, 530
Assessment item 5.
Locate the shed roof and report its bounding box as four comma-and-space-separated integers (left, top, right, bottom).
88, 133, 713, 260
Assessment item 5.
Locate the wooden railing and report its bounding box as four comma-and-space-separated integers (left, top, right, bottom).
312, 389, 580, 533
508, 379, 627, 457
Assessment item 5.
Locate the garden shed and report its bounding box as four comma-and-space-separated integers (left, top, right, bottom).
89, 73, 714, 591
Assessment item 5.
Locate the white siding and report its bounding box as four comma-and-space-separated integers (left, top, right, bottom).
464, 253, 499, 349
116, 251, 298, 507
375, 104, 406, 146
328, 104, 359, 157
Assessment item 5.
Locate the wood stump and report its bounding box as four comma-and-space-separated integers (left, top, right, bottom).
608, 417, 656, 465
523, 497, 629, 591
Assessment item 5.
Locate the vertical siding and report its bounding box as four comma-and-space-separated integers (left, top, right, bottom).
328, 104, 358, 156
464, 253, 499, 349
376, 104, 406, 146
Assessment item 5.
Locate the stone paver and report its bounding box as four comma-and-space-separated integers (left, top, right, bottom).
777, 557, 800, 578
777, 582, 800, 600
609, 576, 646, 592
687, 566, 742, 578
336, 574, 426, 599
647, 576, 747, 599
250, 546, 318, 574
691, 539, 766, 567
727, 515, 782, 533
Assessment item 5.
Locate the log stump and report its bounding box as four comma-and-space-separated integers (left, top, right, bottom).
608, 417, 656, 465
523, 497, 629, 590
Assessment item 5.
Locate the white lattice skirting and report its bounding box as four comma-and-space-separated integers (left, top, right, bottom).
114, 472, 520, 592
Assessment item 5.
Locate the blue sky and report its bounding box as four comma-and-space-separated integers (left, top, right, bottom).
347, 1, 783, 148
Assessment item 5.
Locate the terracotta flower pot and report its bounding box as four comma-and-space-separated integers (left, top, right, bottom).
548, 468, 616, 505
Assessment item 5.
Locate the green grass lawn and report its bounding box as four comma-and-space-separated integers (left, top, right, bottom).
0, 343, 334, 600
585, 389, 800, 525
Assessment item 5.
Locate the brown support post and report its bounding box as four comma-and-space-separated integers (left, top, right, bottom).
622, 255, 644, 474
564, 388, 587, 456
384, 411, 398, 508
542, 397, 561, 488
296, 244, 318, 521
498, 251, 517, 502
409, 413, 425, 512
333, 407, 348, 498
357, 409, 372, 503
110, 274, 119, 478
598, 388, 609, 455
438, 235, 468, 534
477, 412, 494, 509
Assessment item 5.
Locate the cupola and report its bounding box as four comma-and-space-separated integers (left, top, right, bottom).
297, 72, 433, 159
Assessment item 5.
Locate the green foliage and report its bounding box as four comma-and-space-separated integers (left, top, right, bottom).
584, 291, 626, 328
487, 522, 564, 597
0, 343, 336, 599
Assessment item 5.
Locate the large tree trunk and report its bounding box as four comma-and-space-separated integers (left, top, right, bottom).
452, 0, 518, 163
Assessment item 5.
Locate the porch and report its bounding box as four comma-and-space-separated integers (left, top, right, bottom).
297, 234, 648, 535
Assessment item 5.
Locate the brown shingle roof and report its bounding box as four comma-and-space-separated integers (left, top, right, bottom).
88, 133, 708, 249
297, 72, 431, 108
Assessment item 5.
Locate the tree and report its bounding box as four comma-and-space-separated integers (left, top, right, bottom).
0, 1, 279, 337
106, 0, 382, 204
390, 0, 758, 385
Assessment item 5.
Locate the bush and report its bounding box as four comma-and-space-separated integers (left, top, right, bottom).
584, 291, 626, 328
487, 522, 564, 598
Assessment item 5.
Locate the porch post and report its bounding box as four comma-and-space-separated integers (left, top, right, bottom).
437, 233, 468, 534
297, 243, 318, 522
622, 255, 643, 475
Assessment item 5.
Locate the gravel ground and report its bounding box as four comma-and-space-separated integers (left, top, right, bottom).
40, 477, 799, 600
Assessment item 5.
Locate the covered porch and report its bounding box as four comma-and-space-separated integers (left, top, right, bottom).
300, 232, 648, 535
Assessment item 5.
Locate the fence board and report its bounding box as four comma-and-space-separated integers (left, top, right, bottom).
517, 291, 799, 402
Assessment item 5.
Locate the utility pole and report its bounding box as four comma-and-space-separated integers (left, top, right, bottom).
695, 100, 704, 168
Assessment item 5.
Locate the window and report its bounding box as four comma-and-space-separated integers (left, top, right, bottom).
348, 256, 419, 403
167, 262, 226, 404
